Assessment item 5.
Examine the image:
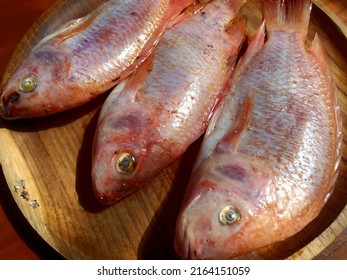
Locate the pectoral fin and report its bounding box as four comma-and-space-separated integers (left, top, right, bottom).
215, 89, 255, 153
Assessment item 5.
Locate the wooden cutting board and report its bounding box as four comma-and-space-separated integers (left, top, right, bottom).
0, 0, 346, 260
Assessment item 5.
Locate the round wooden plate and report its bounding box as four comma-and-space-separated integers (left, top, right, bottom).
0, 0, 346, 259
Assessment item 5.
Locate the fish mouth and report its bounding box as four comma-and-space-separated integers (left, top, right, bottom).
1, 91, 20, 118
186, 239, 202, 260
92, 180, 136, 205
94, 190, 122, 205
174, 222, 190, 259
175, 227, 205, 260
175, 214, 200, 259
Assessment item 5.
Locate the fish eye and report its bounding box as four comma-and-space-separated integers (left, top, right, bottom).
19, 76, 38, 93
115, 153, 136, 174
219, 205, 241, 226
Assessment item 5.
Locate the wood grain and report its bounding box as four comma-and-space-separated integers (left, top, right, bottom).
0, 0, 346, 259
0, 0, 58, 260
314, 228, 347, 259
315, 0, 347, 37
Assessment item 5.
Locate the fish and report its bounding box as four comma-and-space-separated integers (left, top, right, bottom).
91, 0, 247, 205
174, 0, 342, 259
0, 0, 196, 119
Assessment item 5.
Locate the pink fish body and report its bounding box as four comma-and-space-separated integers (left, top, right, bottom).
0, 0, 194, 119
91, 0, 247, 205
175, 0, 342, 259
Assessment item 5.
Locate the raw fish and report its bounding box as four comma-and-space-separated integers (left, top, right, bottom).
0, 0, 195, 118
92, 0, 247, 204
175, 0, 342, 259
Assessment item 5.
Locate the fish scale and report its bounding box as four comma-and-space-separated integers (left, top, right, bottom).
175, 0, 342, 260
91, 0, 247, 205
69, 1, 168, 82
0, 0, 195, 118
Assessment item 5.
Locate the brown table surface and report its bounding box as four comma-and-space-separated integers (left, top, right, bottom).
0, 0, 346, 260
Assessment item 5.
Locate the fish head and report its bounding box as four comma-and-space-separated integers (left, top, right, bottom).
92, 105, 166, 205
1, 45, 71, 119
175, 153, 273, 259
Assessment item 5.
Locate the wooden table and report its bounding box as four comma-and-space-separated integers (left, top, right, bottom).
0, 0, 346, 260
0, 0, 62, 259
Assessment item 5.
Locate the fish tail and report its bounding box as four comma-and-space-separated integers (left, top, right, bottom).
262, 0, 312, 34
210, 0, 247, 19
223, 0, 248, 14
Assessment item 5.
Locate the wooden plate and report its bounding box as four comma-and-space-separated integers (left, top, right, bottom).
0, 0, 346, 260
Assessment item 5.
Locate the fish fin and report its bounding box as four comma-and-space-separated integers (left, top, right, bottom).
167, 0, 201, 25
98, 80, 127, 115
215, 89, 255, 153
33, 18, 84, 50
262, 0, 312, 34
104, 54, 154, 106
226, 15, 247, 52
309, 34, 334, 93
223, 0, 248, 22
233, 20, 266, 72
309, 34, 342, 178
165, 2, 208, 29
167, 0, 247, 32
206, 17, 247, 124
205, 99, 226, 138
120, 52, 155, 103
121, 1, 197, 80
215, 52, 239, 112
169, 0, 199, 13
36, 4, 107, 49
206, 0, 247, 30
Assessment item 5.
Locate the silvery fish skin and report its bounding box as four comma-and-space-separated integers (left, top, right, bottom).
91, 0, 247, 205
0, 0, 195, 119
175, 0, 342, 259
